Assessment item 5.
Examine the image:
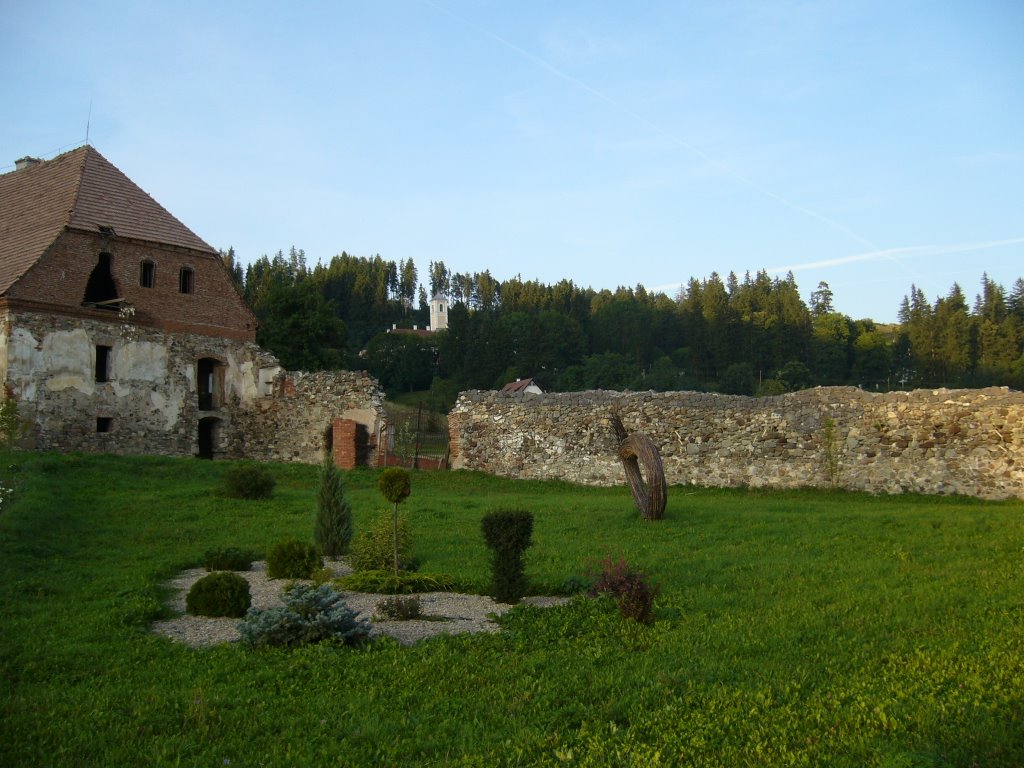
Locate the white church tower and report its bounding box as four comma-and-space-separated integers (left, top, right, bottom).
429, 293, 449, 332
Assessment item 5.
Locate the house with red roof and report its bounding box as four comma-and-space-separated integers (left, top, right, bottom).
500, 377, 543, 395
0, 146, 282, 457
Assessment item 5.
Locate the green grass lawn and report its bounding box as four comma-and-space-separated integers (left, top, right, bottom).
1, 451, 1022, 766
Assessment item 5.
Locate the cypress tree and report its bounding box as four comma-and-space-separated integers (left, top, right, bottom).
314, 460, 353, 557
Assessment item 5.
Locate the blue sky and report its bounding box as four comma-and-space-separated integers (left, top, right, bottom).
3, 0, 1021, 322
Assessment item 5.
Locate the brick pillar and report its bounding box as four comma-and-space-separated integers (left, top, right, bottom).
333, 418, 358, 469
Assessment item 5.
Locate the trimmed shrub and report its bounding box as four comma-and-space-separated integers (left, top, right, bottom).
375, 595, 422, 621
351, 510, 412, 573
587, 556, 659, 625
238, 584, 370, 649
338, 570, 454, 594
481, 509, 534, 604
314, 460, 353, 557
185, 571, 251, 618
222, 463, 275, 500
378, 467, 412, 577
202, 546, 256, 572
377, 467, 411, 506
266, 538, 322, 580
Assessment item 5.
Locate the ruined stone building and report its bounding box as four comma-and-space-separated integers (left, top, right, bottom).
0, 146, 384, 464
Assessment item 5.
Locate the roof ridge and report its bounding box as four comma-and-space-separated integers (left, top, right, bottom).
63, 146, 90, 231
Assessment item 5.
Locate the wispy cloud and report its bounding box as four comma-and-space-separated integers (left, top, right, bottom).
765, 237, 1024, 275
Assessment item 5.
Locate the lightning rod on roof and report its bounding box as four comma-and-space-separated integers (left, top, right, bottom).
86, 100, 92, 145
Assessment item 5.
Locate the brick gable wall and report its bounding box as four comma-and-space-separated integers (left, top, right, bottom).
4, 230, 255, 342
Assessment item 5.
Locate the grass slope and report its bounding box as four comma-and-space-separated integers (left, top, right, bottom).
1, 451, 1022, 766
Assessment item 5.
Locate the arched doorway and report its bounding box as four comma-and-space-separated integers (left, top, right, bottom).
198, 417, 220, 459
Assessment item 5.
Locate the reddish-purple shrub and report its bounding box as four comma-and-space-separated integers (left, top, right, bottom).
587, 556, 659, 625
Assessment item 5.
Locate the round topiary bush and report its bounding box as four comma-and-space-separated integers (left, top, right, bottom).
185, 571, 251, 618
378, 467, 411, 506
266, 538, 322, 580
222, 463, 276, 500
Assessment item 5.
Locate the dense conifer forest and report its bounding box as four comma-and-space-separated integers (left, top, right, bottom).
223, 247, 1024, 400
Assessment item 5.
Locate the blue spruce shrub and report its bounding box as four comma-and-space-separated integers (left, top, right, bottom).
238, 584, 370, 649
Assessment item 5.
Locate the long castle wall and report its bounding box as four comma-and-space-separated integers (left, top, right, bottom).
449, 387, 1024, 500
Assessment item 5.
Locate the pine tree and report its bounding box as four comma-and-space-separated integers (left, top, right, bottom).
314, 460, 353, 557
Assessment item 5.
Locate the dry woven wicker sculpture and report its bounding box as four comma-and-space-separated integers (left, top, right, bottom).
611, 411, 667, 520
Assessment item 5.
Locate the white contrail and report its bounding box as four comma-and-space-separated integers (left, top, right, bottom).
766, 237, 1024, 275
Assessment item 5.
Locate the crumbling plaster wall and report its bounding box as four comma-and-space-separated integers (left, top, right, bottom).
2, 310, 277, 456
449, 386, 1024, 500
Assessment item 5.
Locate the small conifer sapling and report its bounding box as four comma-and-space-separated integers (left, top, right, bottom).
314, 459, 353, 557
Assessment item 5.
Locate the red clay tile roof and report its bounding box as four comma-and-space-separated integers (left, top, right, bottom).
500, 377, 538, 393
0, 145, 216, 296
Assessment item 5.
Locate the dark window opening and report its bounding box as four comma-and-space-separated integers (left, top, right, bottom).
95, 345, 112, 383
83, 252, 119, 305
324, 425, 334, 456
179, 266, 195, 294
96, 417, 113, 433
140, 260, 155, 288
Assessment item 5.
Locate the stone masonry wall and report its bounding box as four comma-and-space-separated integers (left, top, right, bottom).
232, 370, 387, 466
449, 387, 1024, 500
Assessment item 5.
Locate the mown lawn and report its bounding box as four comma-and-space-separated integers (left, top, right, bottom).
1, 451, 1022, 766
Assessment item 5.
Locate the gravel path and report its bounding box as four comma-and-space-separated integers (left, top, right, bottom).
151, 560, 569, 648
